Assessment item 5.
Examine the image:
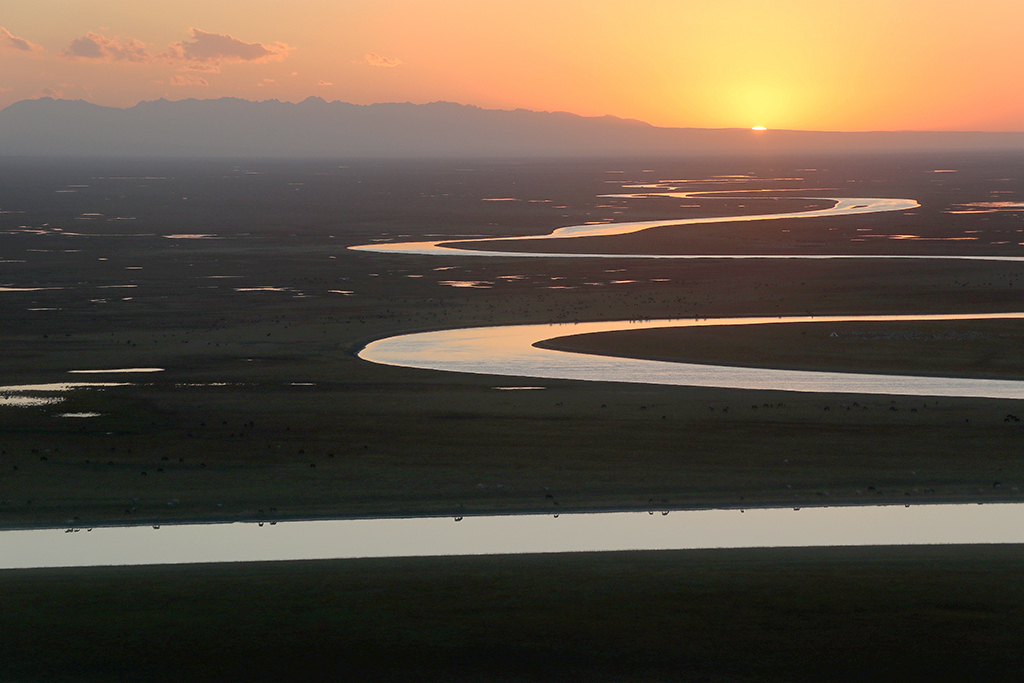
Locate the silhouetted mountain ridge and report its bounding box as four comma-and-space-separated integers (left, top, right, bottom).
2, 97, 1022, 157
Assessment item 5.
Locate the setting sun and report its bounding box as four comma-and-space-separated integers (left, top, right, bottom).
1, 0, 1024, 131
5, 1, 1024, 678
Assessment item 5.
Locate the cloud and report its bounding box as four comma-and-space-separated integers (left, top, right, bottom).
0, 86, 13, 93
168, 74, 209, 87
62, 32, 150, 62
161, 28, 292, 72
1, 27, 44, 53
36, 87, 64, 99
317, 80, 333, 86
363, 52, 401, 68
56, 28, 291, 73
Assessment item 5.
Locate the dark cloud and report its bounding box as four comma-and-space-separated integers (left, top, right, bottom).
161, 28, 292, 72
62, 32, 150, 62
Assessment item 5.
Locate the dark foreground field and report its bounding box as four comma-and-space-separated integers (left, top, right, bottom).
3, 545, 1024, 682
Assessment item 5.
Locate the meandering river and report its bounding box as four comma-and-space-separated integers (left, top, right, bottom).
8, 189, 1024, 568
348, 191, 1021, 262
352, 189, 1024, 398
360, 313, 1024, 399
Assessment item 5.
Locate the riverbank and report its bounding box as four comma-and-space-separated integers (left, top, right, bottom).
4, 360, 1024, 529
540, 317, 1024, 380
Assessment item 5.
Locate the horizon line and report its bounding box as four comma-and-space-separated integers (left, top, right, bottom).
6, 96, 1024, 136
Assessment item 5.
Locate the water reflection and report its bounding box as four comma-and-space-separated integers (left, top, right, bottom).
0, 382, 129, 408
0, 381, 129, 392
68, 368, 163, 374
4, 503, 1024, 569
361, 313, 1024, 399
0, 395, 62, 407
349, 195, 927, 258
347, 190, 1024, 264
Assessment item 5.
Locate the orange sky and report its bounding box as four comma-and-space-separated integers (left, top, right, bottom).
2, 0, 1023, 131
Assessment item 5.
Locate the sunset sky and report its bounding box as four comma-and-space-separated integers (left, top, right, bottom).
2, 0, 1023, 131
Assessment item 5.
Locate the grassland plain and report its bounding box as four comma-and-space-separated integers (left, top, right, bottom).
2, 154, 1023, 680
2, 155, 1023, 526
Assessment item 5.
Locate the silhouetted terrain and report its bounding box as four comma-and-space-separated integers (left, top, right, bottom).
3, 96, 1024, 158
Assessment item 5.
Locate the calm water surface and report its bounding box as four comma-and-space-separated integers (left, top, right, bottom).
349, 192, 1021, 263
349, 195, 930, 258
4, 503, 1024, 569
361, 313, 1024, 399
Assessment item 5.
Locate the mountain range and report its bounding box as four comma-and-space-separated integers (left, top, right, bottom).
2, 96, 1023, 158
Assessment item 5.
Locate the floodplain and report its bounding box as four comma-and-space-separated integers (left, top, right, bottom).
2, 153, 1024, 679
2, 155, 1023, 525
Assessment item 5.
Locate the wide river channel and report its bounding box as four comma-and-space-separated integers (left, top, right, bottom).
5, 504, 1024, 569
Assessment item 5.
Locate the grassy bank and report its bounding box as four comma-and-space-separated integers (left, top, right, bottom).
541, 318, 1024, 380
3, 545, 1023, 682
